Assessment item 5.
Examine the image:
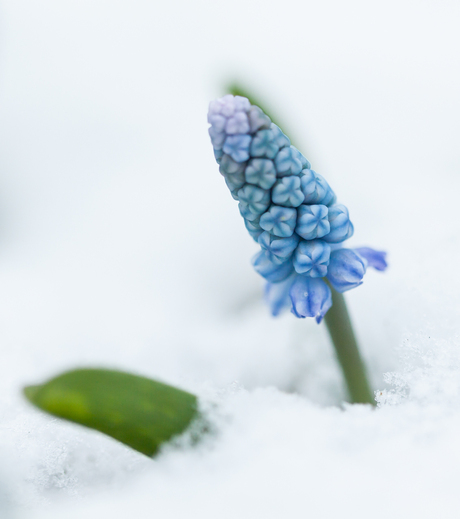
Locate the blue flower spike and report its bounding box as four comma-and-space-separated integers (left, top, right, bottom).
208, 92, 388, 406
207, 94, 387, 324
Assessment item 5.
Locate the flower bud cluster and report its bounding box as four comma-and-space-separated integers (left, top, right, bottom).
208, 95, 387, 322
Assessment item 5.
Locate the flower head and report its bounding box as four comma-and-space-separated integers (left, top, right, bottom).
208, 95, 387, 321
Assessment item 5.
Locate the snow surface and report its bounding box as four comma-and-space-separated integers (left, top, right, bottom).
0, 0, 460, 517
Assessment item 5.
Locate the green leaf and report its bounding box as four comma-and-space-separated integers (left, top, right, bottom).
24, 368, 199, 457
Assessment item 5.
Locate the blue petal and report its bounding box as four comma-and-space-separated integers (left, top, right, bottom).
214, 148, 223, 163
296, 205, 330, 240
289, 276, 332, 323
250, 128, 280, 159
259, 206, 297, 238
274, 146, 303, 176
223, 170, 246, 199
237, 185, 271, 216
271, 176, 304, 207
223, 135, 252, 162
239, 202, 260, 221
265, 274, 296, 317
245, 158, 277, 189
225, 112, 250, 134
248, 106, 271, 133
293, 240, 331, 277
244, 217, 263, 241
208, 127, 226, 150
258, 231, 300, 264
219, 154, 246, 175
299, 170, 335, 205
326, 248, 366, 292
252, 251, 294, 282
270, 123, 291, 148
323, 204, 354, 243
208, 113, 227, 132
354, 247, 388, 271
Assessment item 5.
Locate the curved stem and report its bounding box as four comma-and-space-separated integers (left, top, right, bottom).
324, 285, 375, 405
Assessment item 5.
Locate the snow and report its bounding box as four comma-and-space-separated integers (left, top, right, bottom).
0, 0, 460, 517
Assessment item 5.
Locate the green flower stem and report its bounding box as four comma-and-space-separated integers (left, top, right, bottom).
324, 283, 375, 405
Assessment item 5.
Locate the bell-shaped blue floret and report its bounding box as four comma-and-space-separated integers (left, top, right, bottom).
237, 185, 270, 218
258, 231, 299, 265
245, 159, 277, 189
354, 247, 388, 271
260, 206, 297, 238
250, 128, 280, 159
226, 111, 250, 135
293, 239, 331, 277
223, 170, 245, 200
244, 217, 263, 241
299, 169, 335, 205
223, 135, 252, 162
270, 123, 291, 149
271, 176, 305, 207
219, 154, 246, 175
323, 204, 354, 243
274, 146, 304, 176
289, 276, 332, 323
265, 274, 296, 317
252, 251, 294, 282
248, 106, 271, 133
295, 205, 330, 240
327, 248, 366, 292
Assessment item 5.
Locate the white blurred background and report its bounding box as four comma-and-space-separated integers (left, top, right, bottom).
0, 1, 460, 517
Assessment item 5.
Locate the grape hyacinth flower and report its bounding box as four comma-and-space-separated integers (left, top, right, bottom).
208, 93, 388, 406
208, 94, 387, 324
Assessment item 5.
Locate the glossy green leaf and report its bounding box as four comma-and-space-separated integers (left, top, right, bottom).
24, 368, 198, 457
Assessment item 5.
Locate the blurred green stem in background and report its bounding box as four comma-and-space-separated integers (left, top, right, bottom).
227, 82, 375, 406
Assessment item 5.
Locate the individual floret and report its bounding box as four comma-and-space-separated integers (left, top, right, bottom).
293, 240, 331, 277
271, 176, 305, 207
295, 205, 330, 240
